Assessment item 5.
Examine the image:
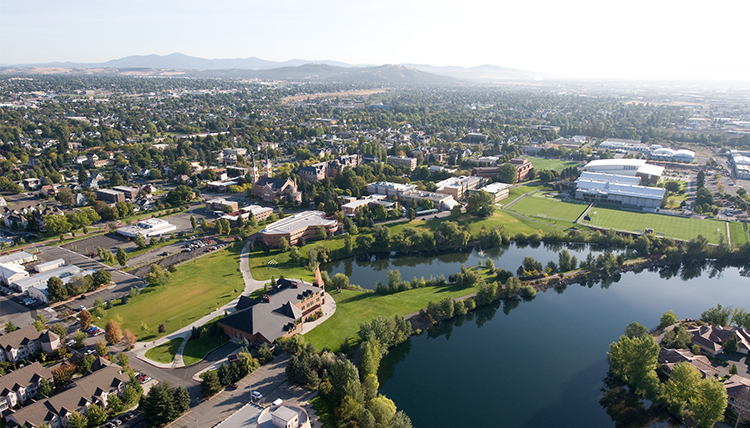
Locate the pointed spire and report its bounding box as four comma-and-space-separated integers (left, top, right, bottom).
313, 265, 324, 288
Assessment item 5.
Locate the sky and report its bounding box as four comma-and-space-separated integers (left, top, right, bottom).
2, 0, 749, 80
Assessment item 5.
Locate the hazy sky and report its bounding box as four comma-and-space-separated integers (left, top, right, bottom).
2, 0, 749, 80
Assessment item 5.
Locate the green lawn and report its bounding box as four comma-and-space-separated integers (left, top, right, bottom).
304, 280, 487, 352
94, 242, 245, 341
526, 157, 581, 172
579, 206, 731, 244
510, 194, 588, 222
507, 182, 550, 201
144, 338, 183, 364
183, 335, 228, 366
728, 222, 749, 246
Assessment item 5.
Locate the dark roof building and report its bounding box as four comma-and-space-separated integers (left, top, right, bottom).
219, 267, 326, 344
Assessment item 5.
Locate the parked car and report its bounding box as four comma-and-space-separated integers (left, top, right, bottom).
251, 390, 262, 401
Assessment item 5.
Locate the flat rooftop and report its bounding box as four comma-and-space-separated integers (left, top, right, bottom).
261, 211, 336, 235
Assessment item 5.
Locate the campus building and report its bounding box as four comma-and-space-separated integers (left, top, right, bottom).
260, 211, 339, 247
574, 172, 665, 209
11, 265, 82, 293
341, 195, 397, 217
111, 186, 139, 199
583, 159, 664, 185
206, 198, 239, 213
435, 176, 484, 200
366, 182, 417, 198
510, 158, 533, 182
218, 268, 326, 344
599, 138, 650, 152
221, 204, 274, 225
95, 189, 125, 203
117, 218, 176, 238
386, 155, 417, 171
476, 182, 511, 203
650, 148, 696, 163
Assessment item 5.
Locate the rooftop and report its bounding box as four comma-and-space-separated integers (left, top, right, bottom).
261, 211, 336, 236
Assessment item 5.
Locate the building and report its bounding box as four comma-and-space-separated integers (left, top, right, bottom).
435, 176, 484, 200
583, 159, 664, 185
206, 198, 239, 213
0, 263, 29, 286
11, 265, 82, 293
599, 138, 650, 152
463, 132, 488, 144
5, 365, 129, 428
0, 362, 55, 412
386, 155, 417, 171
95, 189, 125, 204
112, 186, 139, 199
0, 251, 37, 265
206, 180, 239, 192
471, 166, 501, 178
218, 269, 326, 344
341, 195, 396, 217
400, 190, 457, 211
650, 148, 696, 163
299, 162, 327, 183
252, 176, 301, 203
117, 218, 176, 238
574, 172, 665, 209
366, 182, 416, 198
260, 211, 339, 247
509, 158, 533, 182
477, 182, 511, 203
34, 258, 65, 273
271, 405, 301, 428
725, 375, 750, 418
658, 348, 719, 379
221, 205, 273, 225
688, 324, 750, 356
0, 326, 60, 363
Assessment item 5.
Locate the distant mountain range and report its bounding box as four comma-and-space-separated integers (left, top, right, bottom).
0, 53, 557, 83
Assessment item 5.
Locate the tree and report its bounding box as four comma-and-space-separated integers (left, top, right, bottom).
39, 378, 53, 397
368, 395, 397, 426
107, 394, 124, 415
166, 185, 193, 205
47, 276, 68, 302
360, 338, 382, 377
691, 378, 728, 428
105, 319, 122, 345
345, 234, 353, 255
116, 246, 128, 267
146, 264, 171, 286
123, 329, 137, 349
174, 386, 191, 413
67, 411, 88, 428
332, 273, 350, 291
278, 236, 290, 252
95, 340, 108, 357
92, 269, 112, 287
117, 352, 130, 368
72, 330, 87, 349
607, 334, 660, 398
200, 371, 222, 397
466, 191, 496, 217
87, 404, 107, 427
33, 315, 46, 331
55, 188, 75, 207
701, 304, 730, 325
624, 322, 649, 338
50, 323, 67, 338
141, 382, 179, 426
659, 310, 678, 328
190, 215, 197, 230
134, 233, 146, 249
79, 309, 93, 330
497, 163, 518, 184
450, 204, 462, 218
52, 363, 76, 387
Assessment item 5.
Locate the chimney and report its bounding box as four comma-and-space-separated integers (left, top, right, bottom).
263, 294, 270, 303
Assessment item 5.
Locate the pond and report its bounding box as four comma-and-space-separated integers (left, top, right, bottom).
331, 245, 750, 427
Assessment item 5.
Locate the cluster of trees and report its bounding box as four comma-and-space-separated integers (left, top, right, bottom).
374, 270, 448, 295
43, 208, 101, 235
145, 264, 172, 287
608, 324, 727, 428
535, 166, 579, 182
285, 318, 414, 428
140, 382, 190, 427
46, 270, 111, 302
200, 352, 261, 397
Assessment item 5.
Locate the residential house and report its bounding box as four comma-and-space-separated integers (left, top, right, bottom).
658, 348, 719, 379
689, 325, 750, 356
33, 206, 65, 233
0, 362, 54, 412
725, 375, 750, 418
40, 184, 63, 197
0, 326, 60, 363
5, 365, 130, 428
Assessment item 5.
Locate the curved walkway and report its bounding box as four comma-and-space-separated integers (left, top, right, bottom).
133, 242, 261, 369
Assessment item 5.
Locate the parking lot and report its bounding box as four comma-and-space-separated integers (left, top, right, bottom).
128, 237, 226, 277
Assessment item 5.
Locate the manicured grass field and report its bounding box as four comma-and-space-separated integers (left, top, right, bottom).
526, 157, 581, 172
579, 206, 731, 244
94, 242, 245, 341
728, 222, 749, 245
510, 194, 588, 222
506, 182, 549, 202
183, 335, 228, 366
144, 338, 183, 364
304, 269, 495, 352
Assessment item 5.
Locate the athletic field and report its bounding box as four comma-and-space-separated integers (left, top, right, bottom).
579, 206, 732, 244
527, 157, 581, 172
510, 194, 588, 222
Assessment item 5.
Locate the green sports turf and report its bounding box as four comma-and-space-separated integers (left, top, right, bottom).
510, 194, 588, 222
579, 206, 731, 244
728, 222, 749, 246
527, 157, 581, 172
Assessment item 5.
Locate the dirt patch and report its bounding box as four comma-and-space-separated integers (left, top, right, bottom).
281, 88, 390, 104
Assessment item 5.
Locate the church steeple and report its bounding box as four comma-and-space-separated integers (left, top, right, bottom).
313, 265, 324, 288
250, 152, 260, 183
264, 154, 272, 177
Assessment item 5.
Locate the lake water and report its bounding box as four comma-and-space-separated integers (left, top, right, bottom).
323, 243, 623, 289
328, 246, 750, 427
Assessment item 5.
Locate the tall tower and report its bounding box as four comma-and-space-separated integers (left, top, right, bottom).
250, 153, 260, 183
264, 154, 272, 177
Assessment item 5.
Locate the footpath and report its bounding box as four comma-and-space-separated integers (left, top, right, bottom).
133, 241, 337, 370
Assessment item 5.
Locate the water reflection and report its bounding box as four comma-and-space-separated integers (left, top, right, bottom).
599, 374, 680, 428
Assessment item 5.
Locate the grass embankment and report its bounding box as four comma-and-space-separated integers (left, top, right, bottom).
526, 157, 580, 172
728, 222, 749, 245
181, 316, 228, 366
510, 193, 588, 222
94, 242, 244, 341
578, 205, 732, 244
144, 338, 184, 364
506, 182, 549, 201
304, 268, 495, 352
